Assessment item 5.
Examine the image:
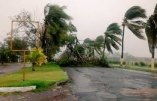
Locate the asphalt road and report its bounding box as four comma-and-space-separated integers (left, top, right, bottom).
66, 68, 157, 101
0, 63, 31, 77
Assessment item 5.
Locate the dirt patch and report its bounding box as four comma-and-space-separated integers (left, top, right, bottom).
120, 88, 157, 97
0, 85, 78, 101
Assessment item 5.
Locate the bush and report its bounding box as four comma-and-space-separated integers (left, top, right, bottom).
139, 62, 146, 66
98, 58, 109, 67
109, 61, 119, 64
134, 62, 139, 66
123, 61, 126, 65
155, 63, 157, 67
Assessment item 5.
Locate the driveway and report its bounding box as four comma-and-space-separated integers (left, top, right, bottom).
66, 68, 157, 101
0, 63, 31, 76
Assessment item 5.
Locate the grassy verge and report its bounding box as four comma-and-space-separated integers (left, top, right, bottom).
110, 64, 157, 73
0, 63, 68, 91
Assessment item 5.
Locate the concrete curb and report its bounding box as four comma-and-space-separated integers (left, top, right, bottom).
0, 86, 36, 93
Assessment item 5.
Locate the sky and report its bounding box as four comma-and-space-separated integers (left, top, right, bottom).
0, 0, 156, 57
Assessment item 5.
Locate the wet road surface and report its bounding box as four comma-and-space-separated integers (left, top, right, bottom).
0, 63, 31, 76
66, 68, 157, 101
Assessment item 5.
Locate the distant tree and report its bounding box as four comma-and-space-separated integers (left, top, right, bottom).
145, 4, 157, 71
121, 6, 146, 66
10, 10, 38, 48
0, 45, 9, 64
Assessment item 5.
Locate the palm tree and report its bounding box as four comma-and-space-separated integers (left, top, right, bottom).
104, 23, 122, 57
83, 38, 95, 58
95, 35, 104, 56
121, 6, 147, 66
26, 48, 46, 71
145, 4, 157, 71
42, 4, 72, 60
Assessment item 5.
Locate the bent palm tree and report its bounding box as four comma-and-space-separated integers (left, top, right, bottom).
121, 6, 146, 66
83, 38, 95, 58
42, 4, 72, 60
145, 4, 157, 71
104, 23, 122, 56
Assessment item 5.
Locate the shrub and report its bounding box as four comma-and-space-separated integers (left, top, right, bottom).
26, 48, 47, 71
98, 58, 109, 67
109, 61, 119, 64
155, 63, 157, 67
139, 62, 146, 66
134, 62, 139, 66
123, 61, 126, 65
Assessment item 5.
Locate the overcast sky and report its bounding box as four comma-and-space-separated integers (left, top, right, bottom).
0, 0, 156, 57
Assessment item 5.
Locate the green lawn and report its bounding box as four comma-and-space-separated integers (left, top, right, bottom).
110, 63, 157, 73
0, 63, 68, 91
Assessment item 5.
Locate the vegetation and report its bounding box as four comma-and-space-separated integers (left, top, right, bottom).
0, 63, 68, 91
26, 48, 47, 71
0, 3, 157, 73
120, 6, 146, 66
41, 4, 73, 61
104, 23, 122, 54
145, 4, 157, 71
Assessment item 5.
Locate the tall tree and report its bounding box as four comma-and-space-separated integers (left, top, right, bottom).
121, 6, 146, 66
145, 4, 157, 71
42, 4, 72, 61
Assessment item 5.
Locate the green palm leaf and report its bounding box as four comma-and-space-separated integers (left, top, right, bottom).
104, 23, 122, 53
126, 22, 145, 39
106, 23, 122, 35
125, 6, 146, 20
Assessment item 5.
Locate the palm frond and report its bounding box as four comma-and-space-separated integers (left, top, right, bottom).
105, 38, 113, 53
126, 23, 145, 39
145, 20, 153, 53
109, 35, 121, 45
131, 21, 146, 26
125, 6, 146, 20
95, 35, 104, 43
106, 23, 122, 35
110, 40, 119, 50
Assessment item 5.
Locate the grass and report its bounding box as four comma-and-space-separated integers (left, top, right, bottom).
0, 62, 68, 91
110, 63, 157, 73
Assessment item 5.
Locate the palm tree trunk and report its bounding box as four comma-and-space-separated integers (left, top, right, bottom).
32, 63, 35, 71
151, 48, 155, 71
121, 25, 125, 66
151, 27, 156, 71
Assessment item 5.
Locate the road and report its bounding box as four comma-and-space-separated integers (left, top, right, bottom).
66, 68, 157, 101
0, 63, 31, 76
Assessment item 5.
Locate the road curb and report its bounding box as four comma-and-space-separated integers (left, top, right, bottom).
0, 86, 36, 93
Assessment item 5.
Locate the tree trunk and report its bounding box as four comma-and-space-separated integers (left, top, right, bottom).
151, 50, 155, 72
121, 25, 125, 66
42, 21, 47, 56
32, 63, 35, 71
151, 26, 156, 71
